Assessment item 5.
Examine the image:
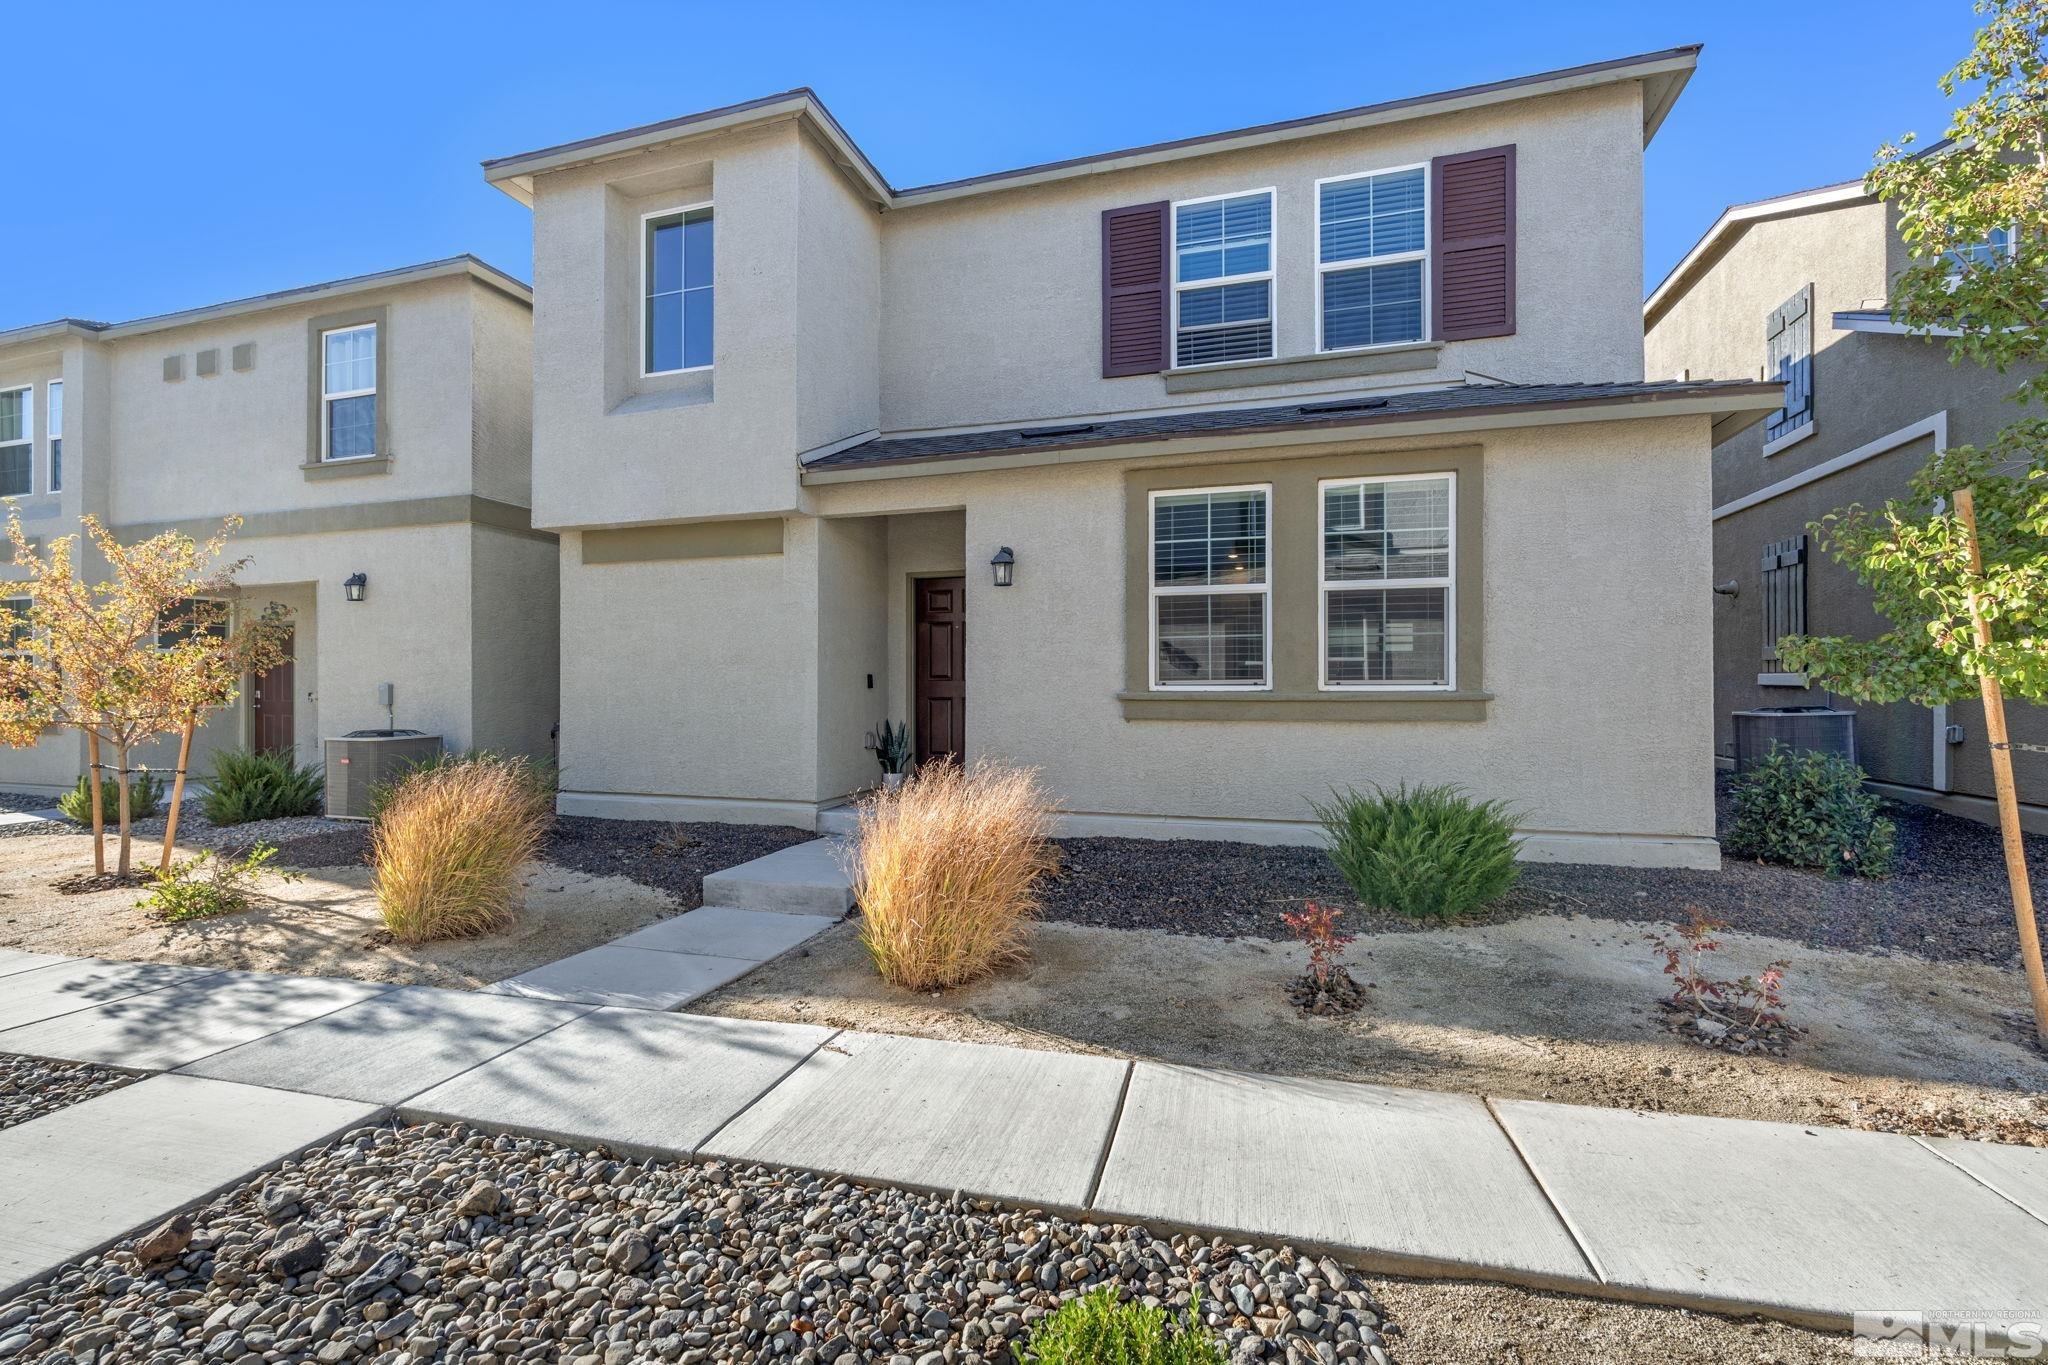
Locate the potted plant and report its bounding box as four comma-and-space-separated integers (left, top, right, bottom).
865, 720, 912, 791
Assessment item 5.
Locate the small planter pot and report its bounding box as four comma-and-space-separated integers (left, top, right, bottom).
881, 772, 905, 793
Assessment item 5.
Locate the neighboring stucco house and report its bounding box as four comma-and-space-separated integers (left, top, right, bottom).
0, 257, 559, 794
487, 46, 1779, 868
1645, 174, 2048, 832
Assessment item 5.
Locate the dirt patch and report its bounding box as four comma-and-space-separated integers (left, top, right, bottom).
0, 834, 686, 989
1371, 1276, 1846, 1364
694, 913, 2048, 1146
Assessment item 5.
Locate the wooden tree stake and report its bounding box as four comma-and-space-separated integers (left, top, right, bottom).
1957, 486, 2048, 1046
160, 716, 195, 872
86, 728, 105, 877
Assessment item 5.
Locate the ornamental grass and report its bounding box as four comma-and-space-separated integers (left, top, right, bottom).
373, 754, 551, 943
848, 758, 1058, 992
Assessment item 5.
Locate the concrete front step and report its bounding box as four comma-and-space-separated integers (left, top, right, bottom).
700, 839, 854, 916
483, 903, 841, 1010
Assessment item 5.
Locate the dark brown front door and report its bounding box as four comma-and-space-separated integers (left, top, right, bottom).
914, 577, 965, 766
252, 629, 295, 753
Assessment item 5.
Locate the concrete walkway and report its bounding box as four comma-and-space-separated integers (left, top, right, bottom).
2, 842, 2044, 1332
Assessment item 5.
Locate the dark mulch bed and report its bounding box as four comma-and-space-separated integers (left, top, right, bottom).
539, 817, 817, 906
270, 817, 817, 912
1039, 785, 2048, 967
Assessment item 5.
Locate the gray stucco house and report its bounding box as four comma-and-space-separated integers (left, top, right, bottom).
489, 46, 1779, 868
0, 258, 559, 793
1646, 171, 2048, 833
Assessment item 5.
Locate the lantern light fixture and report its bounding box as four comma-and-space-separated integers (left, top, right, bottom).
343, 572, 367, 603
990, 546, 1015, 588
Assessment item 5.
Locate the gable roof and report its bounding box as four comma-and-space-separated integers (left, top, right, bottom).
0, 256, 530, 353
483, 47, 1700, 208
1643, 180, 1873, 327
801, 379, 1782, 482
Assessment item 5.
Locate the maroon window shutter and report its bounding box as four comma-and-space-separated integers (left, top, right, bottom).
1430, 145, 1516, 341
1101, 201, 1169, 377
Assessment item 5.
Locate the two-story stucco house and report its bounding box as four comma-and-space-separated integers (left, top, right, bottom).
1645, 170, 2048, 832
488, 47, 1781, 868
0, 256, 559, 793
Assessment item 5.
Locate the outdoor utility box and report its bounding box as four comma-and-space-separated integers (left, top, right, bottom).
323, 731, 443, 819
1731, 707, 1857, 773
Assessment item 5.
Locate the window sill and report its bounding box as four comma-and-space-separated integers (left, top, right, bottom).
1163, 341, 1442, 394
615, 368, 714, 415
301, 455, 392, 481
1762, 422, 1814, 457
1118, 688, 1490, 722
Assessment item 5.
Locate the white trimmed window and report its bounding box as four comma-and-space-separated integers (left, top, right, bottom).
321, 324, 377, 460
1172, 190, 1274, 368
1946, 224, 2015, 275
1317, 166, 1428, 351
45, 380, 60, 493
1320, 473, 1454, 688
1, 596, 30, 660
643, 203, 714, 375
0, 388, 29, 497
1150, 485, 1271, 688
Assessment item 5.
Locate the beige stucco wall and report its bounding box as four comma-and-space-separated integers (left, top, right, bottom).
469, 525, 562, 761
471, 286, 537, 507
878, 82, 1647, 433
556, 415, 1716, 863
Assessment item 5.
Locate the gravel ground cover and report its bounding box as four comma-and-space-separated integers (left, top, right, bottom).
1041, 783, 2048, 966
0, 1119, 1403, 1365
0, 791, 59, 814
12, 804, 361, 854
0, 1054, 134, 1132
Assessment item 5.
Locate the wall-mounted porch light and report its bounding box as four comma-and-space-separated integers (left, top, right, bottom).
343, 572, 368, 603
990, 546, 1015, 588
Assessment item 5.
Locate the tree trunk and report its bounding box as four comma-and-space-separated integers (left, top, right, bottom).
115, 744, 133, 879
160, 717, 195, 872
1956, 486, 2048, 1046
86, 728, 106, 876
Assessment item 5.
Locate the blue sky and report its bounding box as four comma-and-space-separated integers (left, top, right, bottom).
2, 0, 1979, 330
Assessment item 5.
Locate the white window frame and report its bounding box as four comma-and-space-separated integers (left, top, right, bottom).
0, 595, 33, 663
1314, 163, 1431, 355
1170, 188, 1277, 370
45, 379, 61, 493
1317, 471, 1457, 692
640, 200, 715, 378
1147, 482, 1274, 692
319, 323, 377, 462
0, 387, 31, 499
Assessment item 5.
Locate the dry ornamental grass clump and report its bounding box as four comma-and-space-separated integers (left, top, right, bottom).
373, 755, 551, 943
848, 759, 1058, 992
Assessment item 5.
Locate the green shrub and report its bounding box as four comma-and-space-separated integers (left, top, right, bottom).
365, 748, 557, 824
1726, 746, 1895, 877
140, 843, 301, 922
200, 748, 324, 825
1311, 782, 1521, 920
58, 769, 164, 824
1014, 1288, 1225, 1365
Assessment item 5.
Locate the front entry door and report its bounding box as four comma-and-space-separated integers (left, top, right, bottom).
914, 577, 965, 766
252, 629, 295, 753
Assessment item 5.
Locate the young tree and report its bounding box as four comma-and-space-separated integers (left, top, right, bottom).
0, 514, 290, 879
1778, 0, 2048, 1043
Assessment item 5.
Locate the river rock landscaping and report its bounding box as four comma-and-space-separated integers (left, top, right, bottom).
0, 1055, 133, 1132
0, 1118, 1400, 1365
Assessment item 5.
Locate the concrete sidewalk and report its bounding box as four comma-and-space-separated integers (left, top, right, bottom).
2, 947, 2046, 1334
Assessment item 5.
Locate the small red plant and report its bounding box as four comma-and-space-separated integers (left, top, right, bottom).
1646, 906, 1790, 1032
1282, 900, 1356, 986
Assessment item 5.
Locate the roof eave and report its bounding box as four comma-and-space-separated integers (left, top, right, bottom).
481, 46, 1700, 210
1645, 181, 1875, 325
801, 385, 1782, 484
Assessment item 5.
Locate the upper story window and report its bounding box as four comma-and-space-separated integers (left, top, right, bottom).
1946, 225, 2014, 275
1320, 474, 1454, 689
0, 596, 31, 661
0, 388, 30, 497
643, 204, 714, 375
45, 380, 60, 493
321, 324, 378, 460
1763, 285, 1813, 453
1172, 191, 1274, 368
1150, 485, 1271, 688
1317, 167, 1427, 352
